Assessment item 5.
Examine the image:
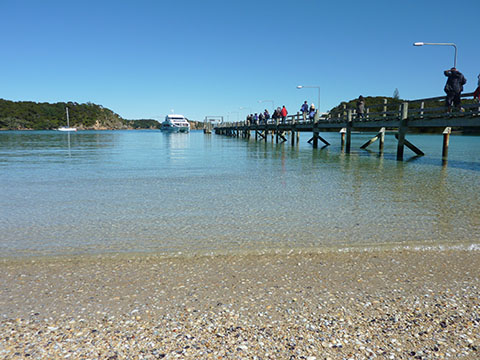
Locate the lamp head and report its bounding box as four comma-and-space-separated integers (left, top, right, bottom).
296, 85, 303, 89
413, 42, 424, 46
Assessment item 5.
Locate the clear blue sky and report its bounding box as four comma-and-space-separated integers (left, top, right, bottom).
1, 0, 478, 121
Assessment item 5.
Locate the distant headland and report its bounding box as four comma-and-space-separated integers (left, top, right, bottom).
0, 99, 203, 130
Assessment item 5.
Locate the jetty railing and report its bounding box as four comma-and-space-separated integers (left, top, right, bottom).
218, 92, 478, 127
214, 93, 480, 161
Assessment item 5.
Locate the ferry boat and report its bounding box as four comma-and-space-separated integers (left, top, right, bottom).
161, 114, 190, 133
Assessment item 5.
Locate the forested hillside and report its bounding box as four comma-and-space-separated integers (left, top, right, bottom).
0, 99, 205, 130
0, 99, 126, 130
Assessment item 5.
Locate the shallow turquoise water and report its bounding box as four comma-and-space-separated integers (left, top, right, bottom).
1, 130, 479, 257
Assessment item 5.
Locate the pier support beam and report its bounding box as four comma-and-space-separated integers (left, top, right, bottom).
396, 103, 408, 160
360, 127, 385, 150
442, 127, 451, 159
396, 102, 424, 160
379, 127, 385, 152
309, 129, 330, 148
340, 128, 346, 150
394, 134, 424, 157
346, 110, 352, 153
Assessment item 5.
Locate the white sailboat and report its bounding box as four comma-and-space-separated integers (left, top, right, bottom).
58, 107, 77, 132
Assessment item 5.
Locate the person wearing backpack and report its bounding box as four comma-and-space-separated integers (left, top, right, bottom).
300, 101, 308, 122
444, 67, 467, 112
263, 109, 270, 124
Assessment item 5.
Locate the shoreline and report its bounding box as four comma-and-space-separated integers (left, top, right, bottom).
1, 248, 479, 358
1, 239, 479, 263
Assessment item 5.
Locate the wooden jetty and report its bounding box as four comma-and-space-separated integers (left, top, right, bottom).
214, 93, 480, 161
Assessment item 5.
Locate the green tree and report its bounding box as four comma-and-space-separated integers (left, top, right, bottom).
393, 88, 400, 100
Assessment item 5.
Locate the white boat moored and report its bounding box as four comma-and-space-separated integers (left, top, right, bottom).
161, 114, 190, 132
57, 107, 77, 132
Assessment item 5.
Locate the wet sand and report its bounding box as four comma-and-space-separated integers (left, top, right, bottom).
1, 249, 479, 359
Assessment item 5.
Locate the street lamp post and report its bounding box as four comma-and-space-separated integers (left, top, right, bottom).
229, 111, 239, 123
258, 100, 275, 110
296, 85, 320, 113
413, 42, 458, 68
239, 107, 251, 120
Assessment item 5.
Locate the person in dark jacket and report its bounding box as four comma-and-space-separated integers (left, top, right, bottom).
263, 109, 270, 124
272, 109, 279, 123
300, 101, 308, 122
473, 74, 480, 102
444, 67, 467, 111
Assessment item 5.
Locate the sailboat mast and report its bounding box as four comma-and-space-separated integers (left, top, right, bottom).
66, 107, 70, 127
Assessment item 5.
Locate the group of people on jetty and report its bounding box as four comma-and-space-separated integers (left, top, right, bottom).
245, 103, 318, 125
245, 69, 479, 126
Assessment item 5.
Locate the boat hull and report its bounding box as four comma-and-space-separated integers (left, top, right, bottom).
161, 125, 189, 133
58, 127, 77, 132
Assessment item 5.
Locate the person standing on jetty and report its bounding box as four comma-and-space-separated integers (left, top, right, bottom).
356, 95, 365, 119
300, 101, 309, 122
263, 109, 270, 124
473, 74, 480, 102
272, 108, 279, 123
308, 103, 316, 122
444, 67, 467, 112
281, 105, 288, 123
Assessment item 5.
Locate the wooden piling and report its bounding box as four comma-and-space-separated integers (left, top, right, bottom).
340, 128, 346, 150
360, 127, 385, 150
312, 123, 319, 148
442, 127, 451, 159
396, 102, 408, 161
379, 127, 385, 152
346, 110, 352, 153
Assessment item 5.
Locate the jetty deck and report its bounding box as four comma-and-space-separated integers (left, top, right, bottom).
215, 93, 480, 161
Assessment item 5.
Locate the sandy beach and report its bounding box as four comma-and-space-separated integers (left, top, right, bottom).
1, 249, 479, 359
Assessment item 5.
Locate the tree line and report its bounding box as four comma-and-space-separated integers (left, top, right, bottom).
0, 99, 126, 130
0, 99, 207, 130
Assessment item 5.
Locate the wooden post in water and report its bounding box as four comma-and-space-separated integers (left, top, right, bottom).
396, 102, 408, 161
379, 127, 385, 152
340, 128, 346, 151
311, 119, 318, 148
346, 110, 352, 153
442, 127, 451, 159
291, 113, 298, 146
